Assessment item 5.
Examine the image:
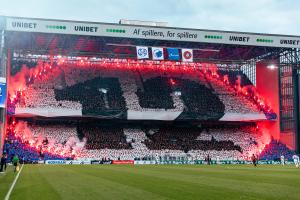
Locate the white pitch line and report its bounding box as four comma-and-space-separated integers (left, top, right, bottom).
4, 164, 24, 200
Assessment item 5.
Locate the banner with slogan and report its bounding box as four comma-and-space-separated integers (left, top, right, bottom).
151, 47, 164, 60
5, 16, 300, 48
167, 48, 180, 61
182, 49, 193, 62
136, 46, 149, 59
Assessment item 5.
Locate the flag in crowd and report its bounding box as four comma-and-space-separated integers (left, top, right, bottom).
136, 46, 193, 62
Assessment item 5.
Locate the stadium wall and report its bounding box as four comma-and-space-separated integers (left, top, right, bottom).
0, 33, 7, 152
280, 132, 295, 150
256, 60, 281, 141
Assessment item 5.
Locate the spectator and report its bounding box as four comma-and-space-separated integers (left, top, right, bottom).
0, 154, 7, 172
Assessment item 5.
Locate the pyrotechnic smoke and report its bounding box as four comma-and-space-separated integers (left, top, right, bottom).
208, 63, 218, 75
12, 121, 86, 158
14, 121, 34, 142
9, 61, 41, 95
65, 137, 87, 155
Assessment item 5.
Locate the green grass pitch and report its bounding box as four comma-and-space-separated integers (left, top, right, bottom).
1, 164, 300, 200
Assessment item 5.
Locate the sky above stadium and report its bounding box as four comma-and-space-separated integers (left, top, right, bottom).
0, 0, 299, 35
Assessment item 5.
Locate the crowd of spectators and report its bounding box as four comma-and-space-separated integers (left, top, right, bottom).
126, 73, 225, 119
119, 71, 144, 111
174, 78, 225, 119
4, 120, 294, 162
80, 125, 131, 150
27, 124, 77, 147
120, 71, 185, 113
207, 73, 260, 114
55, 77, 126, 115
12, 62, 263, 119
3, 129, 65, 162
10, 59, 37, 76
218, 70, 253, 87
6, 61, 284, 163
190, 126, 267, 160
77, 125, 267, 161
137, 77, 175, 109
259, 139, 296, 160
123, 128, 148, 151
18, 86, 82, 110
144, 127, 241, 153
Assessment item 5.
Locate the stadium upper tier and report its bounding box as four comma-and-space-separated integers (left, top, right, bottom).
9, 59, 275, 121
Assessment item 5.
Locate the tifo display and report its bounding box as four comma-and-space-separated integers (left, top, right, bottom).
1, 16, 299, 170
2, 57, 294, 164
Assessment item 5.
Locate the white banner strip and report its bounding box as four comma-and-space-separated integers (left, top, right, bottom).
5, 17, 300, 48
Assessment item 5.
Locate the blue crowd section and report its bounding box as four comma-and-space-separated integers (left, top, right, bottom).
54, 77, 127, 118
259, 139, 296, 160
3, 130, 67, 163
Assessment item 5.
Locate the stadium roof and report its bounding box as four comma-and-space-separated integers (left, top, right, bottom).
2, 16, 299, 63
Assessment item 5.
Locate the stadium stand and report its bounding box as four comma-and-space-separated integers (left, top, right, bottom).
10, 59, 37, 76
80, 125, 131, 150
55, 77, 127, 115
11, 61, 264, 120
3, 128, 66, 162
144, 127, 241, 152
217, 69, 253, 87
5, 60, 289, 163
137, 77, 175, 109
202, 71, 260, 114
259, 139, 295, 160
173, 78, 225, 119
4, 120, 276, 161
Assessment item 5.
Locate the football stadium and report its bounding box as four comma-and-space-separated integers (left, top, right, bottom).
0, 16, 300, 199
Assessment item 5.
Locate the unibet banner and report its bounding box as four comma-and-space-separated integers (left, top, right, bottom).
5, 17, 300, 48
